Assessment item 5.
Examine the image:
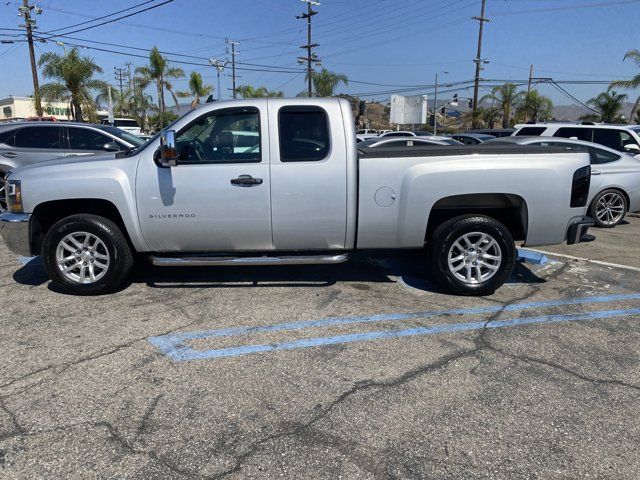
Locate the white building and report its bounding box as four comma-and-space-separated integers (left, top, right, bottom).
0, 96, 72, 121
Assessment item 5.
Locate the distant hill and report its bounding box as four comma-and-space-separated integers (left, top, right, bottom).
551, 102, 636, 122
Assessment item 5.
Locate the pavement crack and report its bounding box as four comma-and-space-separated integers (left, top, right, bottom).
487, 345, 640, 393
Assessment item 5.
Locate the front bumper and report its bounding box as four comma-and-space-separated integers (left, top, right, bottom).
0, 212, 32, 257
567, 216, 595, 245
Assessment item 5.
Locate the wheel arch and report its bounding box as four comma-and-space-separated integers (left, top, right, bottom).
425, 193, 528, 243
30, 198, 137, 256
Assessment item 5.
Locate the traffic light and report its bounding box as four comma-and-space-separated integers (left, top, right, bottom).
468, 98, 473, 108
452, 93, 458, 106
440, 105, 446, 114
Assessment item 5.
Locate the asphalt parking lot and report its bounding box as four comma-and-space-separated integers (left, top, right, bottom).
1, 219, 640, 479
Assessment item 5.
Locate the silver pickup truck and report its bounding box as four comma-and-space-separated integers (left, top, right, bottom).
0, 98, 593, 296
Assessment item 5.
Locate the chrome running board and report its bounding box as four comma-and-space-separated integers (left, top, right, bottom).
149, 253, 350, 267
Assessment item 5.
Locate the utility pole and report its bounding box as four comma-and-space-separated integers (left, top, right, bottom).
297, 0, 320, 97
524, 64, 534, 123
114, 66, 127, 97
19, 0, 43, 117
226, 39, 240, 99
126, 62, 133, 90
471, 0, 490, 128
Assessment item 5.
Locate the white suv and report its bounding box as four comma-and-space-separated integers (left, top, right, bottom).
512, 122, 640, 154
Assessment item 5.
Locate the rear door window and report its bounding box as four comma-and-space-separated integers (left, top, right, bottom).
14, 126, 62, 149
590, 147, 621, 164
592, 129, 632, 152
279, 106, 330, 162
554, 127, 593, 142
68, 127, 117, 151
515, 127, 546, 136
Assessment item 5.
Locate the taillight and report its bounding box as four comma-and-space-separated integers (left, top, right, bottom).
570, 165, 591, 207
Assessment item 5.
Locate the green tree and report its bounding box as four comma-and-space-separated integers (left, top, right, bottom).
586, 89, 628, 123
610, 49, 640, 124
306, 69, 348, 97
235, 85, 284, 99
517, 90, 553, 123
480, 82, 525, 128
135, 47, 184, 127
148, 111, 178, 132
38, 48, 108, 122
177, 71, 214, 109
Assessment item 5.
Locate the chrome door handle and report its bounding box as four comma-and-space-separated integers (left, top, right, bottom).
230, 174, 263, 187
591, 170, 602, 175
1, 152, 17, 158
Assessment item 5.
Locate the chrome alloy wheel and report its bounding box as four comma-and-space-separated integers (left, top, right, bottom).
447, 232, 502, 285
595, 192, 625, 226
55, 232, 110, 284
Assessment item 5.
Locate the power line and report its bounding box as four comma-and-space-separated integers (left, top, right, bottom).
36, 0, 174, 41
45, 0, 159, 34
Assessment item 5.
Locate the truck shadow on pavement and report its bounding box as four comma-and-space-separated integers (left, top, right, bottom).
12, 252, 547, 295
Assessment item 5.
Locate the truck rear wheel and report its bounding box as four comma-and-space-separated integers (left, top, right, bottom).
41, 214, 134, 295
428, 215, 516, 296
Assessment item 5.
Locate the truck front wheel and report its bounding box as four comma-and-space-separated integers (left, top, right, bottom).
428, 215, 516, 296
41, 214, 134, 295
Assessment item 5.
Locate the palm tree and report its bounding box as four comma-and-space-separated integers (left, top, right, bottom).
38, 48, 108, 122
610, 49, 640, 124
517, 90, 553, 123
135, 47, 184, 127
177, 71, 213, 109
235, 85, 284, 99
587, 89, 628, 123
480, 82, 525, 128
307, 69, 348, 97
95, 84, 131, 117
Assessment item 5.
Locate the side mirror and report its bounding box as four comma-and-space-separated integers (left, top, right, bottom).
156, 130, 178, 167
102, 142, 120, 152
624, 143, 640, 153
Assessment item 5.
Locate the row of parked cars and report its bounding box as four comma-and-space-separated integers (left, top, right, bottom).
356, 123, 640, 228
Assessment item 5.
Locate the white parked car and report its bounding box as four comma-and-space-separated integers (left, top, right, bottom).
512, 122, 640, 154
356, 128, 378, 135
485, 136, 640, 227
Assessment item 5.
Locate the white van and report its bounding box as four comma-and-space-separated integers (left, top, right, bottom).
101, 118, 142, 136
512, 122, 640, 154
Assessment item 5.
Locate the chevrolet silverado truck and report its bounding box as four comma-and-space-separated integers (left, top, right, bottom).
0, 98, 593, 296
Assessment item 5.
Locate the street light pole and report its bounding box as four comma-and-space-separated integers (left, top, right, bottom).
433, 71, 448, 135
19, 0, 43, 117
209, 59, 229, 101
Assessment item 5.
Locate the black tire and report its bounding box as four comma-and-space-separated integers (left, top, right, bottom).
0, 172, 7, 213
589, 189, 627, 228
41, 214, 134, 295
427, 215, 516, 296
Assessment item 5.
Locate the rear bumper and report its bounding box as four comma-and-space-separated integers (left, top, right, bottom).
567, 216, 595, 245
0, 212, 32, 256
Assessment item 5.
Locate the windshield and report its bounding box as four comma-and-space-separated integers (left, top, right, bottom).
100, 126, 145, 147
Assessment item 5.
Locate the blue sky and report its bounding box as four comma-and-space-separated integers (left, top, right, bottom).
1, 0, 639, 106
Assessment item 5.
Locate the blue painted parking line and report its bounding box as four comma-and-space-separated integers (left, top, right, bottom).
148, 293, 640, 362
151, 307, 640, 362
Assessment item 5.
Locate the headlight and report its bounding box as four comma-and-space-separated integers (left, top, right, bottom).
6, 179, 23, 213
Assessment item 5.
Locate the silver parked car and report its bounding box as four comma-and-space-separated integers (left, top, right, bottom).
0, 122, 145, 211
358, 137, 455, 148
484, 136, 640, 227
